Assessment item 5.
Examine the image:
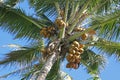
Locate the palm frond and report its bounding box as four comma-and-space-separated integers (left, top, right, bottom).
0, 63, 44, 80
91, 9, 120, 40
68, 0, 90, 33
0, 65, 32, 79
91, 38, 120, 60
28, 0, 60, 16
0, 5, 46, 40
68, 9, 120, 42
28, 0, 120, 18
38, 13, 54, 24
0, 47, 38, 65
21, 63, 44, 80
81, 49, 106, 75
90, 0, 119, 13
29, 0, 80, 19
0, 41, 44, 66
4, 0, 23, 7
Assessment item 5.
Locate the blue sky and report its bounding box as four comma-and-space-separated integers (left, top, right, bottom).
0, 0, 120, 80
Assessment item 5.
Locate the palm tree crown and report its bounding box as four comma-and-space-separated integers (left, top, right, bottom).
0, 0, 120, 80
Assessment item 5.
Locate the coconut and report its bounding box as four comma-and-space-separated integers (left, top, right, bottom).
81, 33, 88, 40
73, 41, 79, 47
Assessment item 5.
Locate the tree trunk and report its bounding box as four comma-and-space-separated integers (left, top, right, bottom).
37, 51, 59, 80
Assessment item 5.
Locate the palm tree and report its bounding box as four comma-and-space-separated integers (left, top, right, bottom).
0, 0, 120, 80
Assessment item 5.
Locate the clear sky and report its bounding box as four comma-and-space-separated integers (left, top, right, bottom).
0, 0, 120, 80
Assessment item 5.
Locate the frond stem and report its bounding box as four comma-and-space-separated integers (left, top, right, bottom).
64, 0, 69, 22
68, 0, 91, 34
54, 2, 61, 17
68, 11, 120, 42
68, 2, 79, 23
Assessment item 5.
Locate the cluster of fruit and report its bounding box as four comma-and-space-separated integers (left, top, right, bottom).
66, 41, 84, 69
55, 18, 68, 29
74, 27, 85, 32
74, 27, 96, 40
40, 27, 55, 38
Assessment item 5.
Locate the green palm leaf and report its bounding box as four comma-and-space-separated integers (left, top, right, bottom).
89, 0, 119, 13
81, 49, 106, 75
92, 9, 120, 40
0, 43, 42, 65
0, 63, 44, 80
4, 0, 23, 7
21, 63, 44, 80
85, 36, 120, 60
28, 0, 120, 17
28, 0, 56, 19
0, 5, 46, 40
68, 9, 120, 42
0, 0, 120, 80
93, 38, 120, 60
0, 65, 32, 79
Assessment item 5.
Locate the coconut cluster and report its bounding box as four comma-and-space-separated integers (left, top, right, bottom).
66, 41, 84, 69
40, 27, 55, 38
55, 19, 68, 29
74, 27, 96, 40
74, 27, 85, 32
